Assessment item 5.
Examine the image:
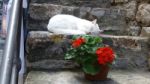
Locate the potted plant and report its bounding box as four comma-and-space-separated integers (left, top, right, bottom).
65, 35, 115, 80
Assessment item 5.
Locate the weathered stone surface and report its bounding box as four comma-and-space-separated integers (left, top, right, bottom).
102, 35, 149, 69
29, 4, 63, 20
127, 21, 141, 36
127, 26, 141, 36
112, 58, 130, 69
30, 0, 132, 7
26, 31, 149, 69
127, 21, 139, 27
29, 4, 127, 31
27, 58, 139, 70
136, 4, 150, 26
124, 0, 137, 20
29, 1, 138, 21
27, 60, 79, 70
99, 34, 148, 50
111, 0, 128, 4
112, 0, 137, 20
28, 19, 48, 31
137, 0, 150, 3
30, 0, 113, 7
26, 31, 71, 62
25, 70, 150, 84
28, 0, 140, 35
79, 7, 92, 20
90, 8, 126, 30
140, 27, 150, 37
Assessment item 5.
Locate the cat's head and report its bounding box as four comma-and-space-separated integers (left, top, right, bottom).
91, 19, 103, 35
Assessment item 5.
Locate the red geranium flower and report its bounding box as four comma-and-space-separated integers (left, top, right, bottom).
72, 37, 85, 48
96, 47, 115, 65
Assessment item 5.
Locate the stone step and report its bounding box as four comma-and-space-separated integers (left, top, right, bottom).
28, 1, 137, 35
30, 0, 128, 8
140, 27, 150, 37
25, 70, 150, 84
26, 31, 149, 70
29, 3, 126, 31
29, 1, 137, 20
27, 59, 78, 70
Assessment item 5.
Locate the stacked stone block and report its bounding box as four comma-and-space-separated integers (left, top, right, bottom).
26, 31, 149, 70
27, 0, 150, 70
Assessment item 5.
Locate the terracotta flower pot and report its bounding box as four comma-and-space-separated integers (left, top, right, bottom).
84, 65, 109, 80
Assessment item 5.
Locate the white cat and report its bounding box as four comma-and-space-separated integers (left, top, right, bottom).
47, 14, 102, 35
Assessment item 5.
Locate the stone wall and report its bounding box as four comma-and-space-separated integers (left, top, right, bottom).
26, 31, 149, 70
28, 0, 150, 36
29, 4, 127, 32
30, 0, 126, 7
28, 0, 150, 70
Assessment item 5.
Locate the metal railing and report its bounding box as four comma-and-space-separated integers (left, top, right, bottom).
0, 0, 22, 84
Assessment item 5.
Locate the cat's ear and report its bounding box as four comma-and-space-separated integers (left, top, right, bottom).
92, 19, 97, 24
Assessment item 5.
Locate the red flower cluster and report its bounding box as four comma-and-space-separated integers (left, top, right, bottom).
96, 47, 115, 65
72, 37, 85, 48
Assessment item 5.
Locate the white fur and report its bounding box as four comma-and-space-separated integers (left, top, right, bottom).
47, 14, 101, 35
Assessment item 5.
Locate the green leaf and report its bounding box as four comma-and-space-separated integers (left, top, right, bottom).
107, 63, 112, 68
72, 35, 80, 40
95, 36, 102, 43
82, 55, 96, 64
85, 36, 102, 45
83, 45, 89, 49
65, 53, 75, 60
92, 47, 98, 53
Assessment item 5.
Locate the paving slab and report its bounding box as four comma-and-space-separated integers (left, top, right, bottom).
25, 70, 150, 84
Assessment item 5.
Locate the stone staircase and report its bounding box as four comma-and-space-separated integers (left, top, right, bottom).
25, 0, 150, 84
